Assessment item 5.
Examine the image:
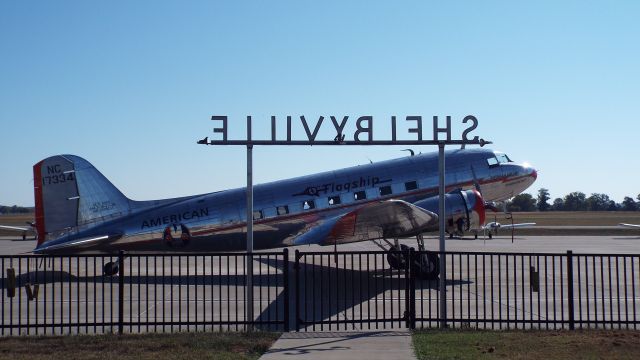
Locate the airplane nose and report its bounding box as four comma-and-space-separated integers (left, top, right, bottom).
521, 163, 537, 180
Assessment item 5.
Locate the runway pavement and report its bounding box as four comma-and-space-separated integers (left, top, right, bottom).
2, 233, 639, 256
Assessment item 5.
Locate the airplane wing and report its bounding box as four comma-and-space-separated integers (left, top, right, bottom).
480, 222, 536, 231
293, 199, 438, 246
498, 222, 536, 229
0, 225, 32, 232
619, 223, 640, 229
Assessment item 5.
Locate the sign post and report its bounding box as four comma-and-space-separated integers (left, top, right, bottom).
246, 143, 254, 330
246, 117, 254, 330
438, 142, 447, 328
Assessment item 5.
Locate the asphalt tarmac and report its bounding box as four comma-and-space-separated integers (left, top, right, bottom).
3, 233, 639, 255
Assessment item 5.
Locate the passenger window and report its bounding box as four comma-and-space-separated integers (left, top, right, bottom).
328, 195, 341, 206
379, 185, 392, 196
405, 181, 417, 191
354, 190, 366, 201
303, 200, 315, 210
276, 206, 289, 215
253, 210, 263, 220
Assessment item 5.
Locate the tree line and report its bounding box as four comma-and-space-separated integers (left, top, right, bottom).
506, 189, 640, 212
0, 205, 34, 214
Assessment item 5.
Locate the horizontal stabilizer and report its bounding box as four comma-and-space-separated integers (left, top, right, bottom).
33, 233, 122, 253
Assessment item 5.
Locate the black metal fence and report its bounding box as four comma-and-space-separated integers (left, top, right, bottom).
1, 250, 289, 335
294, 250, 411, 331
2, 248, 639, 335
294, 250, 640, 331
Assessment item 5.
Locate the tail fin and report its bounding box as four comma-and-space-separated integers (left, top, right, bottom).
33, 155, 131, 246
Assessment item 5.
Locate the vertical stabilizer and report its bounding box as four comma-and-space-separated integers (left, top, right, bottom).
33, 155, 130, 246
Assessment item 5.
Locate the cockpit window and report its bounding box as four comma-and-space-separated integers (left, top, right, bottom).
496, 153, 512, 164
487, 153, 513, 167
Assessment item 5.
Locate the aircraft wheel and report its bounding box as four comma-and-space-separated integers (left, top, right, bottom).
386, 244, 410, 270
413, 252, 440, 280
488, 233, 493, 239
103, 261, 119, 276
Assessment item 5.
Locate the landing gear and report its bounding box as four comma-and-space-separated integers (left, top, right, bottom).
103, 261, 120, 276
413, 234, 439, 280
386, 241, 409, 270
377, 236, 440, 280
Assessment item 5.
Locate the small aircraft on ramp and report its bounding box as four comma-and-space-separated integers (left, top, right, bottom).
23, 148, 536, 277
0, 224, 35, 240
474, 221, 537, 239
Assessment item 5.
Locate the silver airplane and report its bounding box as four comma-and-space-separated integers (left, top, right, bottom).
28, 148, 536, 277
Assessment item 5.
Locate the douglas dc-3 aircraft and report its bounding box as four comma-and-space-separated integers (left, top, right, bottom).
23, 148, 536, 277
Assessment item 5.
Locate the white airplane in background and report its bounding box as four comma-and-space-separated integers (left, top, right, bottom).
0, 223, 35, 240
474, 221, 537, 239
619, 223, 640, 229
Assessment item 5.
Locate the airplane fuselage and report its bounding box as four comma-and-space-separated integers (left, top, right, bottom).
34, 148, 536, 253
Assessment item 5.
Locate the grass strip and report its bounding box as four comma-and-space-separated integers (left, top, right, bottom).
413, 329, 640, 360
0, 331, 280, 360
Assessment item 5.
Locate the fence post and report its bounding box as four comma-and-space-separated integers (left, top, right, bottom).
118, 250, 124, 335
408, 248, 416, 329
566, 250, 575, 330
283, 248, 290, 332
294, 249, 300, 332
404, 248, 412, 328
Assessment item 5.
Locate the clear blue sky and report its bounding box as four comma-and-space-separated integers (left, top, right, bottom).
1, 1, 639, 207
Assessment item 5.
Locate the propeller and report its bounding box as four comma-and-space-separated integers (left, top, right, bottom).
470, 165, 482, 193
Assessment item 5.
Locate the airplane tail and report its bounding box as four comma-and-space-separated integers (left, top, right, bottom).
33, 155, 131, 247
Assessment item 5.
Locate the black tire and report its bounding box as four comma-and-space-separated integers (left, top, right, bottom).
103, 261, 119, 276
386, 244, 410, 270
413, 252, 440, 280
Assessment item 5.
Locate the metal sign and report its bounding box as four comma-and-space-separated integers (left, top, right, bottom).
198, 115, 489, 146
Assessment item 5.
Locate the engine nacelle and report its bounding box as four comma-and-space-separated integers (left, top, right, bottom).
414, 189, 486, 236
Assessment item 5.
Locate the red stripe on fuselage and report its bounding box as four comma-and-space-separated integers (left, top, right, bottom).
33, 160, 46, 246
